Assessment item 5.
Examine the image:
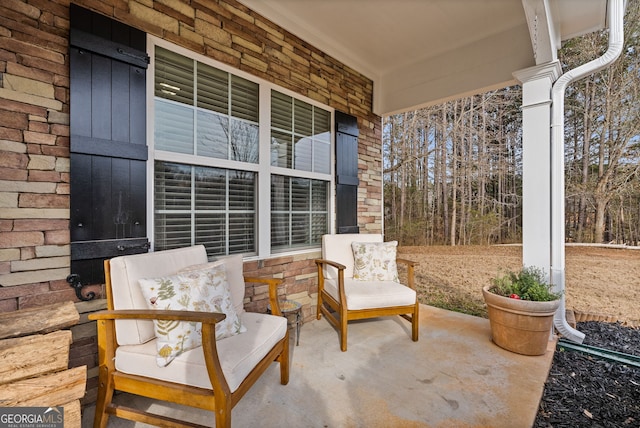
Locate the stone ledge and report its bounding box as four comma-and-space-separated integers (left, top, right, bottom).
0, 207, 69, 219
0, 179, 57, 193
11, 255, 70, 272
0, 267, 68, 287
0, 88, 63, 111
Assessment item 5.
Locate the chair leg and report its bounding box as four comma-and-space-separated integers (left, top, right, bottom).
214, 395, 232, 428
93, 366, 114, 428
316, 293, 323, 320
340, 315, 348, 352
412, 304, 419, 342
279, 331, 290, 385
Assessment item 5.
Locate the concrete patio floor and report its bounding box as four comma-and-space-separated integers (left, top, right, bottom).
81, 304, 556, 427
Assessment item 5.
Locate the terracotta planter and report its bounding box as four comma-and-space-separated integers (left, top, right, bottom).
482, 285, 560, 356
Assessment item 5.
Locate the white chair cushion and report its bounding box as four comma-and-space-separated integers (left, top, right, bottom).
114, 312, 287, 393
322, 234, 383, 280
323, 278, 416, 310
110, 246, 209, 345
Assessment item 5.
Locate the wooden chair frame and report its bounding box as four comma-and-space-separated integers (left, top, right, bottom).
89, 260, 290, 428
315, 257, 419, 352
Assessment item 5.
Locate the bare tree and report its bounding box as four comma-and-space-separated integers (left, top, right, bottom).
383, 1, 638, 247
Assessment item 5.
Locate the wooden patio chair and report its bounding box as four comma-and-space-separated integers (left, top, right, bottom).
89, 245, 289, 428
315, 234, 419, 351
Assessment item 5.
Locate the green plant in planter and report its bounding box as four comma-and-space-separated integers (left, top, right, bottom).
489, 266, 562, 302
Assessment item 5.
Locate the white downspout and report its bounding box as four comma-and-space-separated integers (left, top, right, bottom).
551, 0, 625, 343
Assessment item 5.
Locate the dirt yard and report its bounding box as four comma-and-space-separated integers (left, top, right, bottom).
398, 245, 640, 325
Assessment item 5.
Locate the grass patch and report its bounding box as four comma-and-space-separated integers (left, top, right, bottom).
403, 268, 488, 318
415, 277, 488, 318
421, 293, 488, 318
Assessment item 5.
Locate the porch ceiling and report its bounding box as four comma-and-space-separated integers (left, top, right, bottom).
238, 0, 608, 116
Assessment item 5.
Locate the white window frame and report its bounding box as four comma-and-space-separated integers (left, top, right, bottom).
146, 35, 335, 259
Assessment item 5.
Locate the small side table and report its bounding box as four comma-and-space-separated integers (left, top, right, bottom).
268, 300, 303, 346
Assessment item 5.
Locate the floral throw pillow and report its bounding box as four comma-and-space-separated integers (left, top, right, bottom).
351, 241, 400, 282
138, 263, 245, 367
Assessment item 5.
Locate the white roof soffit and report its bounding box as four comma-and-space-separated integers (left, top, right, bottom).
238, 0, 608, 116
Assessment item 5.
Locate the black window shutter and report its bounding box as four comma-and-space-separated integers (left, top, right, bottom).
68, 5, 149, 295
335, 111, 359, 234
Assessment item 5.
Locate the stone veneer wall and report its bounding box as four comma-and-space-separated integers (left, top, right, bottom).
0, 0, 383, 405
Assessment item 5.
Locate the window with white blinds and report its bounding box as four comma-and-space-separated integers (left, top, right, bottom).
154, 162, 256, 256
270, 91, 331, 173
155, 46, 259, 163
271, 176, 328, 250
152, 41, 332, 257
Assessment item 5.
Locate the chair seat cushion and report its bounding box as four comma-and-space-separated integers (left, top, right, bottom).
115, 312, 287, 393
323, 278, 416, 310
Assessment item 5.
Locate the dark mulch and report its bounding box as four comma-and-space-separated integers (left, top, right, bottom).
534, 322, 640, 427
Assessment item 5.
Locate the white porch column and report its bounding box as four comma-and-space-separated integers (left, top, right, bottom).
513, 62, 562, 273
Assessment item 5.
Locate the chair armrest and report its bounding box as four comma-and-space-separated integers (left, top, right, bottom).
315, 259, 347, 305
88, 309, 226, 324
243, 277, 282, 287
396, 258, 418, 268
243, 277, 285, 316
314, 259, 346, 271
396, 258, 418, 290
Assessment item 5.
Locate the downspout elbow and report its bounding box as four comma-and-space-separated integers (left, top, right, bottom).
552, 0, 625, 125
